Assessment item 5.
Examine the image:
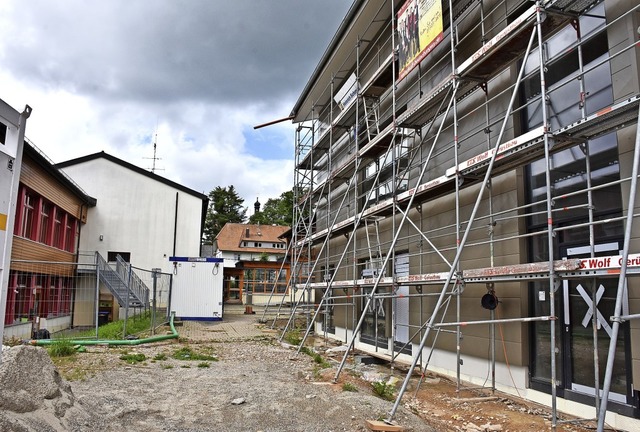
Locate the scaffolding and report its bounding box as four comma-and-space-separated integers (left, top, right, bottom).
277, 0, 640, 430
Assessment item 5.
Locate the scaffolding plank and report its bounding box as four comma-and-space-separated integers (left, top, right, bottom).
298, 253, 640, 290
299, 92, 639, 248
361, 52, 394, 97
463, 260, 582, 280
457, 5, 536, 76
446, 127, 544, 177
554, 94, 640, 140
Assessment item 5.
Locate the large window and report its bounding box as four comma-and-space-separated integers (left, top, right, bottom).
360, 138, 411, 208
243, 268, 287, 294
4, 272, 73, 325
523, 3, 635, 409
13, 185, 79, 253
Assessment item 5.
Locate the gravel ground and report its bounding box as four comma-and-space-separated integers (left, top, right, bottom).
1, 314, 433, 432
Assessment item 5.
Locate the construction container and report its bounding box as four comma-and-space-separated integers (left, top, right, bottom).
168, 256, 224, 321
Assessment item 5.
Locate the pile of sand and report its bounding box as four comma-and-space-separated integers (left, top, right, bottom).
0, 345, 91, 431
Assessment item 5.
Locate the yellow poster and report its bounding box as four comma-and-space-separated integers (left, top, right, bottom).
398, 0, 443, 80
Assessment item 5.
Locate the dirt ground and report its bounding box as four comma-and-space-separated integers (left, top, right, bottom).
1, 313, 604, 431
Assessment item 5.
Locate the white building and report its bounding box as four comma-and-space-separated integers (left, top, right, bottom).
57, 151, 208, 325
58, 151, 207, 272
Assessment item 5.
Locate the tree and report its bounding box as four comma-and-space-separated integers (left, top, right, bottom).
248, 190, 294, 226
203, 185, 247, 243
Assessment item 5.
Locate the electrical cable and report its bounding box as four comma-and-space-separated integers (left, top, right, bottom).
496, 306, 522, 399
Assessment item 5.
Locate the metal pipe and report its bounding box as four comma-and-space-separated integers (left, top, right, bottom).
253, 115, 295, 130
535, 4, 558, 427
31, 312, 179, 346
434, 315, 554, 327
597, 104, 640, 432
388, 24, 538, 421
94, 253, 100, 339
333, 79, 460, 382
616, 313, 640, 322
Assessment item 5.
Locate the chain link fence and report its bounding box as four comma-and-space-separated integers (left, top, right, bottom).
3, 254, 172, 342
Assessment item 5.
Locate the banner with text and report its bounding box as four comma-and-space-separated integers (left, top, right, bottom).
397, 0, 443, 80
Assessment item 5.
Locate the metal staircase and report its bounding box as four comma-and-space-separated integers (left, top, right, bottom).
96, 252, 149, 309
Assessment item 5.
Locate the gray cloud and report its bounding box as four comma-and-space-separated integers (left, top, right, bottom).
0, 0, 351, 204
3, 1, 349, 106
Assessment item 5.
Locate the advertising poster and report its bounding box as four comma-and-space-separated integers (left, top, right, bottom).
397, 0, 444, 80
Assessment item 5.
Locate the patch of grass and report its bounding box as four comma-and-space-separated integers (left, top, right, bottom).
312, 365, 324, 379
197, 362, 210, 368
50, 355, 97, 382
372, 381, 395, 401
162, 364, 174, 369
300, 346, 331, 369
47, 339, 76, 358
119, 353, 146, 364
181, 364, 191, 368
76, 311, 154, 340
172, 346, 217, 361
153, 353, 168, 361
342, 382, 358, 392
283, 329, 302, 345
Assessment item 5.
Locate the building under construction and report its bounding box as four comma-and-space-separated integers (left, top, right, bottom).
282, 0, 640, 430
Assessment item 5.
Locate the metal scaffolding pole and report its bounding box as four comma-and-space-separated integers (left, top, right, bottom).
295, 130, 398, 352
534, 3, 559, 426
388, 24, 538, 422
597, 103, 640, 432
289, 1, 640, 429
333, 83, 460, 382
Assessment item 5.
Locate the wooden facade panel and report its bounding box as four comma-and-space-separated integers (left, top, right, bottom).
20, 157, 84, 219
11, 236, 75, 264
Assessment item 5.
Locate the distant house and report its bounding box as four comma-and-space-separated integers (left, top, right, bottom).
56, 151, 208, 325
208, 223, 289, 307
5, 141, 96, 339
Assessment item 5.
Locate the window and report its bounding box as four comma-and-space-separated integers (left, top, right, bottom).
244, 268, 288, 293
522, 3, 634, 408
9, 272, 32, 324
12, 186, 79, 251
52, 208, 63, 248
38, 201, 50, 244
64, 217, 75, 252
108, 251, 131, 262
0, 121, 6, 144
20, 191, 35, 239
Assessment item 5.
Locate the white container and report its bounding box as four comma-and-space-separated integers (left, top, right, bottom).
168, 257, 224, 321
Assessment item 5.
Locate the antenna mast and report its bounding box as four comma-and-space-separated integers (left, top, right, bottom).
144, 131, 164, 173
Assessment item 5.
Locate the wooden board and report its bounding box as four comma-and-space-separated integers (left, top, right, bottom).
364, 419, 404, 431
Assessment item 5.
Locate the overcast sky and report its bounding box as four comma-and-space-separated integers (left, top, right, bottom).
0, 1, 351, 210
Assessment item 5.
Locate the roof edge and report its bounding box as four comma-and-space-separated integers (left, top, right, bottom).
56, 151, 208, 200
289, 0, 366, 120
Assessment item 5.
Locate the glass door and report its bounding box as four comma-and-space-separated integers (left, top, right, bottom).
361, 287, 387, 349
562, 243, 631, 403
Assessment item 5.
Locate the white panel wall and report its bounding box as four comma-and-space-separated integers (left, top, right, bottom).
169, 257, 224, 320
60, 158, 204, 273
